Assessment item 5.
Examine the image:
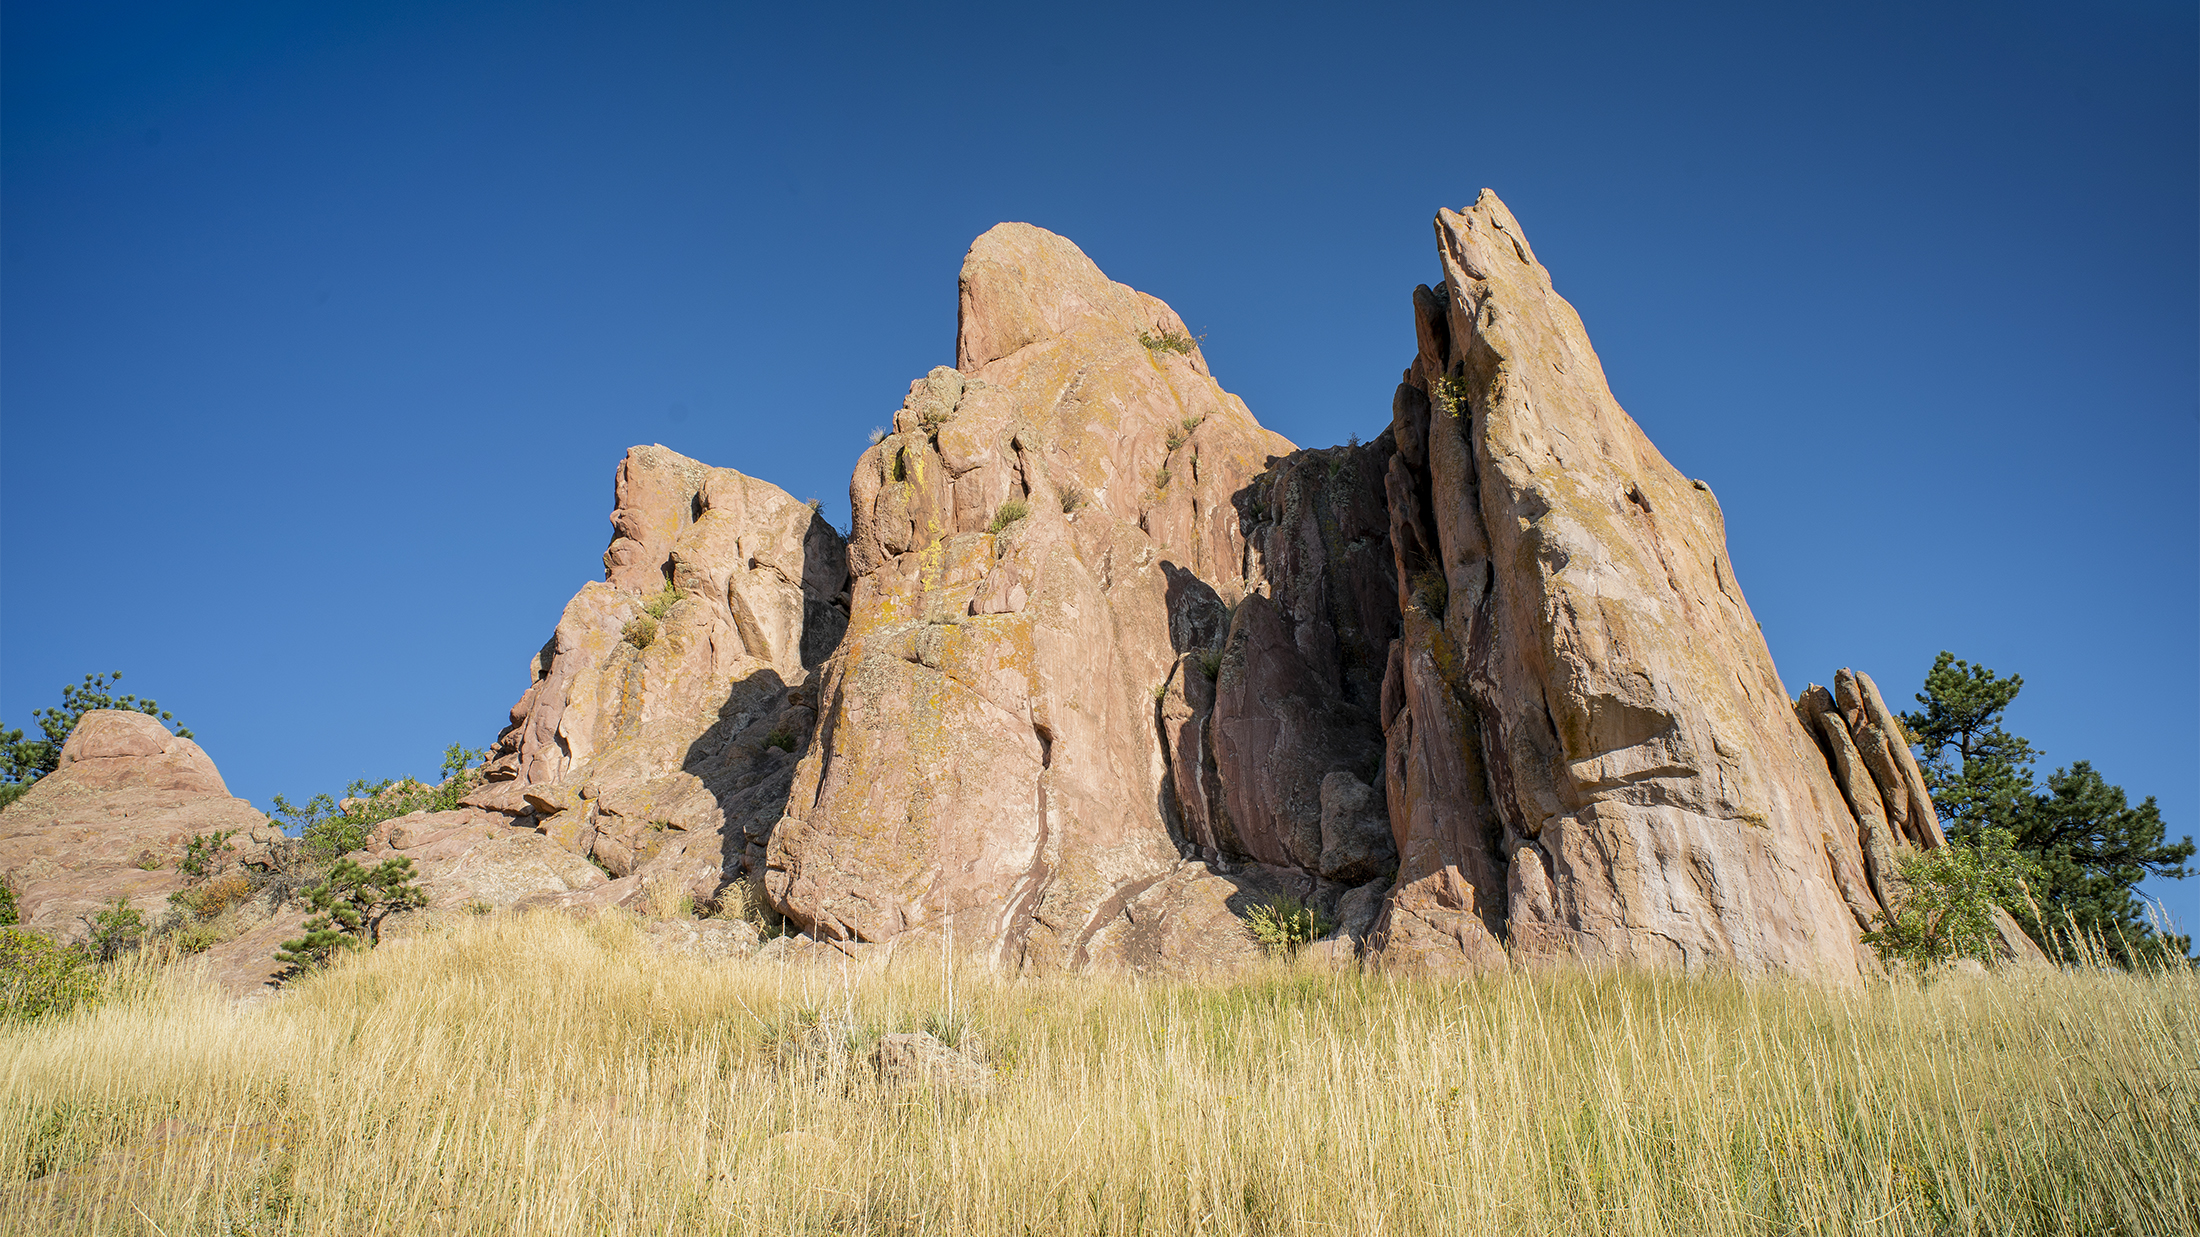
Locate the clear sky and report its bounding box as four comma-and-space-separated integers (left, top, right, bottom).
5, 2, 2195, 932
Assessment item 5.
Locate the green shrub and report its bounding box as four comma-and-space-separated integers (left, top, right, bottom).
1165, 427, 1188, 451
763, 726, 798, 754
1246, 893, 1335, 955
642, 583, 684, 621
1863, 828, 2042, 969
1182, 415, 1205, 432
1429, 375, 1472, 419
179, 828, 239, 879
987, 499, 1031, 534
276, 857, 427, 972
0, 928, 100, 1022
0, 874, 17, 926
169, 922, 224, 955
1410, 570, 1449, 620
86, 898, 144, 963
274, 748, 485, 864
1138, 329, 1202, 356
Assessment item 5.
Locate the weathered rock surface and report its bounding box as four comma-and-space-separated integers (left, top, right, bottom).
765, 222, 1304, 970
0, 712, 283, 930
445, 445, 849, 911
1370, 191, 1874, 978
0, 710, 302, 994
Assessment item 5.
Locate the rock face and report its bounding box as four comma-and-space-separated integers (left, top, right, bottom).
765, 221, 1319, 970
6, 197, 2030, 985
1367, 191, 1876, 977
458, 445, 850, 911
0, 710, 302, 993
0, 711, 285, 939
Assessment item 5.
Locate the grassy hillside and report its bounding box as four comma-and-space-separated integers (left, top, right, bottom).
3, 912, 2194, 1235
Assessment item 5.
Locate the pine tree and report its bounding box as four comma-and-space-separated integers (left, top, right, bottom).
275, 857, 427, 972
1903, 651, 2194, 965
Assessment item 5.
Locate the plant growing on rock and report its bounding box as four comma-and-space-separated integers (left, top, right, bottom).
276, 856, 427, 971
85, 899, 144, 963
1138, 329, 1201, 356
178, 829, 239, 879
1246, 893, 1334, 954
275, 745, 486, 863
0, 874, 17, 926
987, 498, 1030, 534
642, 582, 684, 621
623, 614, 659, 649
1429, 374, 1473, 418
1057, 484, 1087, 514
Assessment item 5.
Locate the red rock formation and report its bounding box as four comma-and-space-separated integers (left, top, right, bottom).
1371, 191, 1875, 978
766, 222, 1305, 970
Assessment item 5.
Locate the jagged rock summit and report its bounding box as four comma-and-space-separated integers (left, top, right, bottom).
767, 222, 1306, 971
2, 193, 2017, 985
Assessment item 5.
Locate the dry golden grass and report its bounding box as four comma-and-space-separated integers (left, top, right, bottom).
1, 911, 2194, 1236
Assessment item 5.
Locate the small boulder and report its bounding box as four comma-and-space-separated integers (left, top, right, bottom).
1317, 772, 1396, 884
870, 1031, 992, 1097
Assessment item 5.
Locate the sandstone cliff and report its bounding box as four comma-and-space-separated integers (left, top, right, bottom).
455, 445, 849, 911
764, 223, 1308, 971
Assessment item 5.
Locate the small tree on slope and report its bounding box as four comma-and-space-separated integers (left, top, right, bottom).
276, 857, 427, 972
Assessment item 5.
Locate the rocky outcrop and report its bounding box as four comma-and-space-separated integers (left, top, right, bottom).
0, 710, 303, 993
765, 222, 1315, 970
0, 711, 284, 935
1368, 191, 1877, 978
1798, 668, 2046, 965
456, 445, 849, 911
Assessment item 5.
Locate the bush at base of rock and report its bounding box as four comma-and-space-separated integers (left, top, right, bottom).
1247, 894, 1335, 955
1863, 829, 2042, 969
0, 927, 101, 1022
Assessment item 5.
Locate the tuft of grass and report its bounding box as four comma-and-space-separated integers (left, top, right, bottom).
1154, 466, 1172, 491
1198, 647, 1224, 680
1139, 329, 1202, 356
1165, 427, 1188, 452
1245, 893, 1334, 954
642, 583, 684, 621
1430, 374, 1473, 419
622, 614, 658, 650
1, 914, 2193, 1236
1057, 484, 1086, 514
762, 726, 797, 754
987, 499, 1031, 535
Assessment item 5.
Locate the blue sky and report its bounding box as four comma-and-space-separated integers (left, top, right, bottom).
5, 1, 2195, 932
